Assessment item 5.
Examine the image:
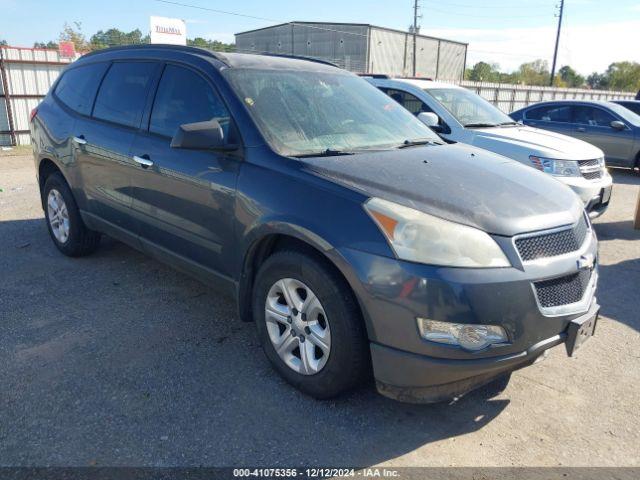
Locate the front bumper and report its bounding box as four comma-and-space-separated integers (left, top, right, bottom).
560, 171, 612, 218
338, 224, 599, 403
372, 300, 599, 403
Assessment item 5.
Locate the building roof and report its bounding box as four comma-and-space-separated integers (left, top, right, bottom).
235, 21, 468, 47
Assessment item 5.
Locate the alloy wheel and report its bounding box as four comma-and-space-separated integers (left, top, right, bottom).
47, 189, 70, 243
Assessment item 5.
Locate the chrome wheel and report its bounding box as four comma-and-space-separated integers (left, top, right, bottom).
264, 278, 331, 375
47, 189, 70, 243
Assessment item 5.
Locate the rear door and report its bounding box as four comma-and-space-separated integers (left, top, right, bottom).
522, 104, 573, 136
570, 105, 634, 166
129, 63, 241, 278
74, 61, 161, 233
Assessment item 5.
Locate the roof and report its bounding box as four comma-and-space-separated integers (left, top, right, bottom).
235, 21, 468, 47
366, 77, 463, 90
76, 45, 343, 72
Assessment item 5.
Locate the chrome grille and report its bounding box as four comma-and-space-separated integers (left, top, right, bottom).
515, 216, 589, 262
578, 158, 604, 181
534, 269, 592, 308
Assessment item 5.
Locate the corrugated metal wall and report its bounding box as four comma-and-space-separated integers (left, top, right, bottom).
0, 46, 79, 146
236, 23, 369, 72
367, 27, 466, 79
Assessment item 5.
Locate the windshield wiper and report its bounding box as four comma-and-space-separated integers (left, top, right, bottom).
290, 148, 355, 158
397, 139, 442, 149
464, 122, 498, 128
498, 121, 519, 126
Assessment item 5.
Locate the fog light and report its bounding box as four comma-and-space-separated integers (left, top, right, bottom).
417, 319, 508, 351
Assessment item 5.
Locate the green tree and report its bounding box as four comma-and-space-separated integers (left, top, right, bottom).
586, 72, 608, 90
465, 61, 501, 82
557, 65, 585, 88
187, 37, 235, 52
59, 21, 88, 51
604, 61, 640, 92
33, 41, 59, 49
514, 59, 550, 86
0, 39, 7, 46
89, 28, 148, 49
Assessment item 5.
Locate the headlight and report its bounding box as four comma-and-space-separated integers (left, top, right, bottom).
364, 197, 510, 268
529, 156, 580, 177
417, 318, 508, 351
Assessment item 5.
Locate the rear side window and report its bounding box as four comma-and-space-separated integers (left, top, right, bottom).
149, 65, 231, 139
93, 62, 157, 128
54, 63, 108, 115
573, 106, 616, 127
526, 105, 571, 122
383, 88, 432, 116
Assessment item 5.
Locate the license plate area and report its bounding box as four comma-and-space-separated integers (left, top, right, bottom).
565, 310, 598, 356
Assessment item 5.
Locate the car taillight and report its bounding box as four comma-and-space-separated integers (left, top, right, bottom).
30, 107, 38, 122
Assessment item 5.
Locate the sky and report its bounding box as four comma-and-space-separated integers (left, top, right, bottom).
1, 0, 639, 75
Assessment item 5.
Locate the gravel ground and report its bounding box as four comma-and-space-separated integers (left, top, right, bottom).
0, 153, 639, 468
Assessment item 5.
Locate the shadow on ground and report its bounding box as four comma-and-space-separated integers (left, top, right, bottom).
1, 217, 509, 467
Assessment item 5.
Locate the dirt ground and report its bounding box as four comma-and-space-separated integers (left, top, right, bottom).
1, 153, 639, 468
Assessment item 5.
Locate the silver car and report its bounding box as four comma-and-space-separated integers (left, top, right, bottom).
511, 100, 640, 170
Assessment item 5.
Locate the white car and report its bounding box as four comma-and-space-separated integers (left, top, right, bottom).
367, 77, 613, 218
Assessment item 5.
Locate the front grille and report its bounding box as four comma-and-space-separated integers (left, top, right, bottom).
578, 159, 600, 168
534, 269, 592, 308
582, 170, 603, 180
515, 215, 589, 262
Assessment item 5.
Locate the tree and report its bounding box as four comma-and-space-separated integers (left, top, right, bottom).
604, 61, 640, 92
465, 61, 501, 82
586, 72, 608, 90
557, 65, 585, 88
59, 21, 88, 51
187, 37, 235, 52
514, 59, 550, 86
34, 41, 59, 49
0, 39, 7, 46
89, 28, 148, 50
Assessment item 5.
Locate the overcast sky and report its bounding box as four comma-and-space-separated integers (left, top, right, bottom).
1, 0, 638, 75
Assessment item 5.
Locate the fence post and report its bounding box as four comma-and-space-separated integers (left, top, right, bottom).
0, 47, 17, 146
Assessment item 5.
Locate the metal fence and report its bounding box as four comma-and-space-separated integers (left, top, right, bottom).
1, 45, 637, 146
450, 80, 636, 113
0, 46, 79, 146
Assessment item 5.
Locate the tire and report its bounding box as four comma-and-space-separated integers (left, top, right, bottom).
253, 250, 369, 399
42, 172, 101, 257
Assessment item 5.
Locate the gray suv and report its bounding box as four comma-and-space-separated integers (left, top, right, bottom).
511, 100, 640, 170
30, 45, 600, 403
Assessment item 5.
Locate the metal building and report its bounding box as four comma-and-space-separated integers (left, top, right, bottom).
235, 22, 467, 80
0, 46, 79, 146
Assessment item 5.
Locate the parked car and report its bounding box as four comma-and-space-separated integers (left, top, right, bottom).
611, 99, 640, 117
511, 100, 640, 171
31, 46, 600, 403
367, 77, 612, 218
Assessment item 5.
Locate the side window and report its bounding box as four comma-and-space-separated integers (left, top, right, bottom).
93, 62, 157, 128
384, 88, 432, 116
54, 63, 108, 115
526, 105, 571, 123
573, 106, 616, 127
149, 65, 231, 140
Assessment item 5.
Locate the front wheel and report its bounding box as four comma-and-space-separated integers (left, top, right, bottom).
253, 250, 369, 399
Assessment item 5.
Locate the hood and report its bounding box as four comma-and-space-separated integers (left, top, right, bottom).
301, 143, 583, 237
471, 125, 603, 161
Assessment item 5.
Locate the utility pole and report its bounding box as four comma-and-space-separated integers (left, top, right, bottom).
412, 0, 420, 77
549, 0, 564, 86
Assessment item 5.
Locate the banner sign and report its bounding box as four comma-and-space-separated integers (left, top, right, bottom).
150, 16, 187, 45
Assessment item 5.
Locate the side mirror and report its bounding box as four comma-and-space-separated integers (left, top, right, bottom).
171, 119, 237, 150
417, 111, 440, 128
610, 120, 625, 131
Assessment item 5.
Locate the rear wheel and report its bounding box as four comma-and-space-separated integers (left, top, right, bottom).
253, 250, 369, 399
43, 173, 101, 256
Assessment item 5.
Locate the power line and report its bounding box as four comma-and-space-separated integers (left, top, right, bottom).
423, 0, 556, 9
422, 5, 553, 19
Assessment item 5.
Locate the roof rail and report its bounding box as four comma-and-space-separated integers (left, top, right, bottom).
397, 76, 434, 81
256, 52, 339, 68
78, 44, 230, 66
357, 73, 390, 79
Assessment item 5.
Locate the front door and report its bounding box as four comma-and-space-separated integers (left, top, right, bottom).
129, 64, 241, 278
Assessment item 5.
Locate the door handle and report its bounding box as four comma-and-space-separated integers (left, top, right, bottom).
73, 135, 87, 145
576, 127, 586, 132
133, 155, 154, 168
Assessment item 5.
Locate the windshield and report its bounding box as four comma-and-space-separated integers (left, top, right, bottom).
223, 68, 441, 156
606, 102, 640, 126
425, 88, 514, 128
